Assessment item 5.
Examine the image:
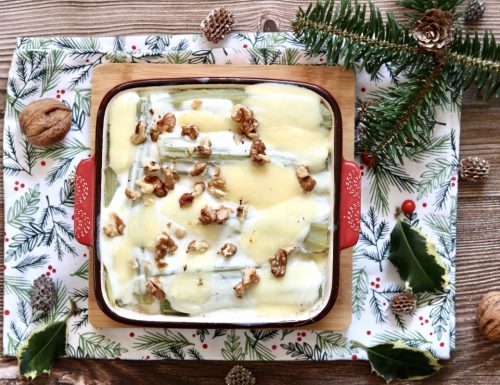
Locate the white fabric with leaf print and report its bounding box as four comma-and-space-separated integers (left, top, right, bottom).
3, 33, 457, 360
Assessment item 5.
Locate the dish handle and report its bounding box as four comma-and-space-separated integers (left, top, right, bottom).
339, 159, 361, 249
74, 156, 96, 247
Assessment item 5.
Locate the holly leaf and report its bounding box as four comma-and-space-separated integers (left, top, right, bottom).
388, 221, 448, 293
363, 342, 441, 383
16, 320, 68, 381
16, 300, 77, 381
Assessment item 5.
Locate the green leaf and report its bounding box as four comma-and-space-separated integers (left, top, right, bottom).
17, 321, 67, 380
16, 300, 76, 381
361, 341, 441, 382
389, 221, 448, 293
104, 166, 119, 207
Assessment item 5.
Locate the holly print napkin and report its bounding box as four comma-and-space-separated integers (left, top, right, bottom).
3, 33, 457, 360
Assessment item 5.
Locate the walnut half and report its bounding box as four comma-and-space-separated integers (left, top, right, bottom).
250, 139, 271, 164
151, 112, 176, 142
269, 246, 295, 278
146, 277, 165, 301
103, 213, 125, 237
234, 267, 260, 298
218, 243, 237, 257
296, 165, 316, 193
181, 124, 199, 140
130, 121, 147, 145
187, 240, 210, 254
155, 231, 177, 261
231, 104, 259, 139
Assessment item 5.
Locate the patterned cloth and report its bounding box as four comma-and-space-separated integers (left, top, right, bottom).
3, 33, 457, 361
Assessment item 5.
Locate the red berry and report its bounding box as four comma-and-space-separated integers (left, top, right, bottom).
202, 343, 208, 349
361, 153, 376, 168
440, 342, 445, 347
131, 45, 137, 50
20, 183, 25, 188
14, 187, 18, 191
352, 354, 358, 360
41, 160, 46, 166
61, 90, 65, 94
297, 337, 302, 342
15, 181, 19, 185
272, 345, 277, 350
401, 199, 416, 214
56, 94, 61, 99
4, 310, 10, 316
366, 330, 371, 335
129, 332, 135, 337
361, 87, 366, 92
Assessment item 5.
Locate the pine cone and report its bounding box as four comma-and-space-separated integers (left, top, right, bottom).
225, 365, 256, 385
31, 275, 56, 314
465, 0, 486, 22
413, 9, 456, 51
390, 292, 417, 316
459, 156, 490, 182
201, 7, 236, 44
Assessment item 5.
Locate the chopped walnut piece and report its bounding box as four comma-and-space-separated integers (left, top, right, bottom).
231, 104, 259, 139
103, 213, 125, 237
207, 166, 226, 198
144, 175, 167, 198
199, 205, 216, 225
174, 228, 186, 239
195, 137, 212, 156
193, 181, 206, 197
181, 124, 199, 140
197, 278, 204, 286
236, 202, 248, 222
190, 162, 208, 176
143, 160, 161, 174
187, 239, 210, 254
234, 267, 260, 298
151, 112, 176, 142
130, 121, 147, 145
269, 248, 294, 278
125, 188, 141, 201
155, 232, 178, 261
242, 267, 260, 285
215, 206, 232, 225
191, 99, 202, 110
295, 165, 317, 193
250, 139, 271, 164
146, 277, 165, 301
179, 192, 194, 208
219, 243, 237, 257
162, 167, 180, 190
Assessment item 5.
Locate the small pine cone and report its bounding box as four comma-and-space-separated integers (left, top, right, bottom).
390, 292, 417, 316
31, 275, 56, 314
225, 365, 256, 385
413, 8, 456, 51
201, 7, 236, 43
465, 0, 486, 22
459, 156, 490, 182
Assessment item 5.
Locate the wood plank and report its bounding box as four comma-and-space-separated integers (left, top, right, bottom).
87, 63, 355, 330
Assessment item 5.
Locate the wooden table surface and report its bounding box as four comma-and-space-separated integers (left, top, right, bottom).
1, 1, 499, 384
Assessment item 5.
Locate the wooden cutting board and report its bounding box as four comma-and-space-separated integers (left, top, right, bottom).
88, 64, 356, 330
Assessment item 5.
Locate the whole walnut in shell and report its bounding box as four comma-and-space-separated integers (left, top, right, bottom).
19, 98, 72, 147
476, 291, 500, 341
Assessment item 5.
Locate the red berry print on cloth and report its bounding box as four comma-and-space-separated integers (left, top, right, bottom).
41, 160, 46, 166
352, 354, 358, 360
129, 332, 135, 337
361, 153, 377, 168
202, 343, 208, 349
4, 310, 10, 316
401, 199, 416, 214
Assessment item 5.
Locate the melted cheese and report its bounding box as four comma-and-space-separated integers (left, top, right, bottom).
167, 272, 212, 307
160, 192, 221, 241
244, 83, 323, 132
240, 196, 318, 264
260, 124, 331, 172
223, 161, 302, 208
113, 239, 136, 282
107, 92, 139, 173
251, 260, 322, 309
127, 204, 161, 250
178, 110, 238, 132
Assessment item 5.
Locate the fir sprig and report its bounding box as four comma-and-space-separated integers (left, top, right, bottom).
293, 0, 500, 168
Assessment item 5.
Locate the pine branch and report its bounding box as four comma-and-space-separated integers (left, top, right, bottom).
12, 254, 49, 273
398, 0, 465, 13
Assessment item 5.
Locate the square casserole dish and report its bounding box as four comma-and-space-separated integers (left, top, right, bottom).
74, 77, 360, 328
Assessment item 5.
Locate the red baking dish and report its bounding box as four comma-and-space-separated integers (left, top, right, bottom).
74, 77, 361, 328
